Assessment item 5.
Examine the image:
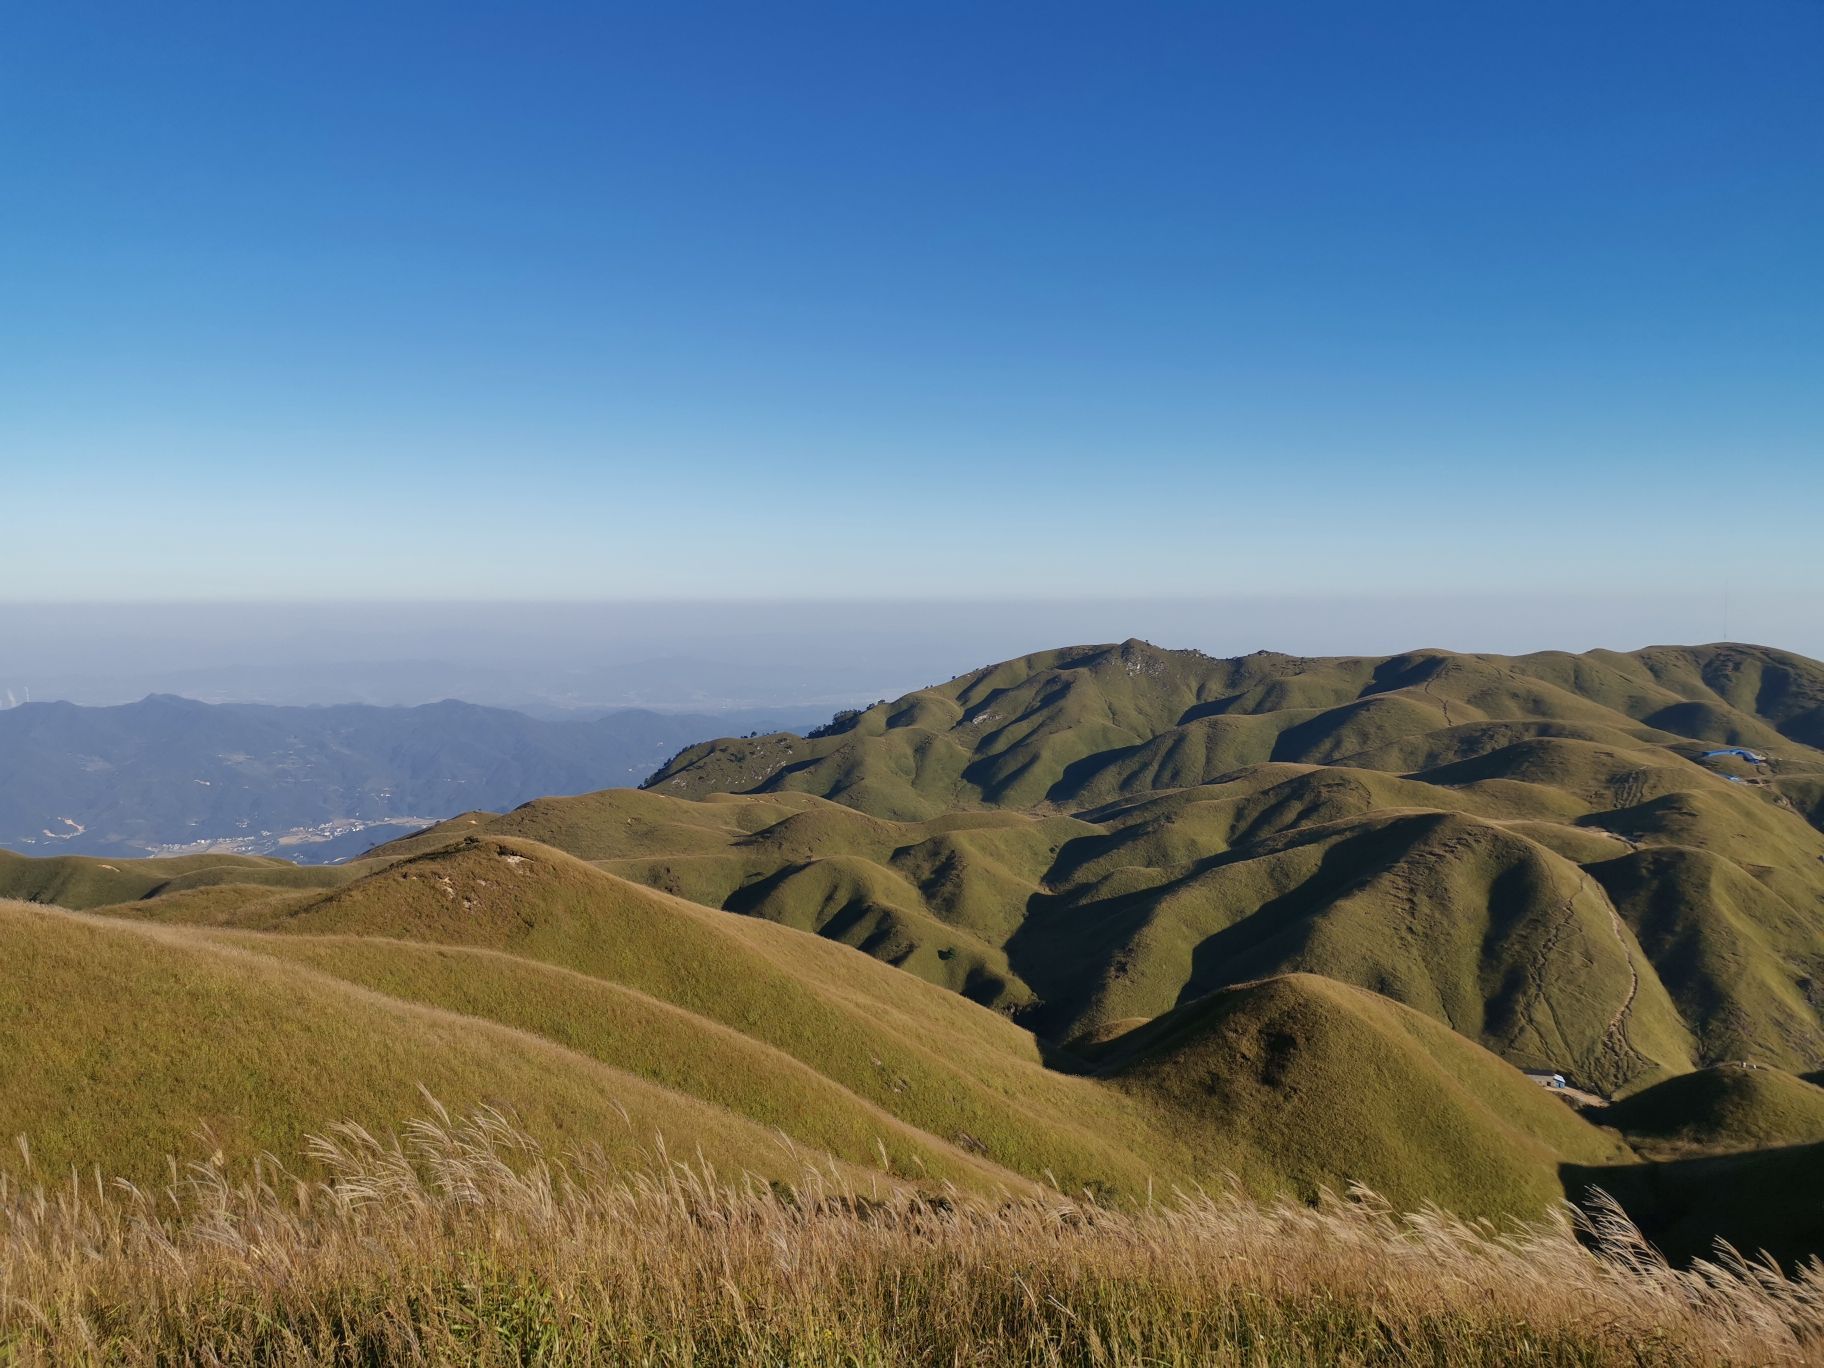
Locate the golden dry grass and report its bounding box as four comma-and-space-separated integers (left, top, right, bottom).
3, 1104, 1822, 1366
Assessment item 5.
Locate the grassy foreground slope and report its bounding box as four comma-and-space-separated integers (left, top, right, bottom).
10, 1111, 1818, 1367
0, 898, 927, 1190
202, 834, 1169, 1199
5, 832, 1629, 1224
209, 836, 1630, 1212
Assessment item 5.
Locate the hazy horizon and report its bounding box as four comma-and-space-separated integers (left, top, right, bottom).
3, 593, 1815, 713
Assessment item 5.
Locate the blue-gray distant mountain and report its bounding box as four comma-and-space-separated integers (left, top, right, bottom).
0, 696, 826, 862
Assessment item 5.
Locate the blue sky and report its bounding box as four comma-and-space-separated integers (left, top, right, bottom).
3, 2, 1820, 607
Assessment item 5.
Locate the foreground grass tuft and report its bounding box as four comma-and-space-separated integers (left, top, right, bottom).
3, 1105, 1821, 1366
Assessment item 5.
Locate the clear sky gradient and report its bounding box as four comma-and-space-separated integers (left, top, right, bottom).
3, 2, 1820, 608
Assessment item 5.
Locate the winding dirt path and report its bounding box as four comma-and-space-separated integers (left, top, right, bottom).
1595, 883, 1644, 1072
1511, 873, 1584, 1066
1420, 666, 1456, 729
1508, 871, 1646, 1089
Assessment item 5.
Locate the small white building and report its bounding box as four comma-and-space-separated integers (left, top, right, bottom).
1523, 1069, 1568, 1089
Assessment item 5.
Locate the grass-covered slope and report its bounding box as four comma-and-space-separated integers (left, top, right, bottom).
4, 832, 1639, 1225
561, 641, 1824, 1094
0, 898, 932, 1189
235, 837, 1642, 1210
207, 835, 1171, 1197
0, 847, 357, 910
396, 749, 1822, 1093
1564, 1141, 1824, 1270
644, 641, 1824, 816
1099, 973, 1625, 1217
1011, 804, 1699, 1094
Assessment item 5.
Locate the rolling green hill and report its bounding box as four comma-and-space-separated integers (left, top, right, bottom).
0, 896, 929, 1191
0, 846, 359, 908
588, 641, 1824, 1096
644, 641, 1824, 817
1595, 1064, 1824, 1158
1097, 973, 1625, 1217
0, 839, 1630, 1223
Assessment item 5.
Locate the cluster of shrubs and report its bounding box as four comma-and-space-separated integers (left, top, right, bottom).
805, 709, 865, 740
805, 701, 887, 740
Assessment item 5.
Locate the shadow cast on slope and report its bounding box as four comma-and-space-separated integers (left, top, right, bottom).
1563, 1141, 1824, 1271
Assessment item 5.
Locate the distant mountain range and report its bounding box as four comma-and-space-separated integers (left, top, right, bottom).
0, 695, 826, 862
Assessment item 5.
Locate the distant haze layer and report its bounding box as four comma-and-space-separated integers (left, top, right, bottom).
1, 595, 1814, 711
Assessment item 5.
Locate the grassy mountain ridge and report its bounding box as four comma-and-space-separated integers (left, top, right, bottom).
645, 641, 1824, 815
589, 642, 1824, 1095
